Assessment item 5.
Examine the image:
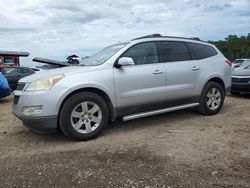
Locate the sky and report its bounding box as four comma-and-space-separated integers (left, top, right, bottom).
0, 0, 250, 65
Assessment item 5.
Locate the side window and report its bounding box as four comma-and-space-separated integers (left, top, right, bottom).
3, 67, 17, 75
156, 41, 191, 62
187, 43, 218, 60
122, 42, 159, 65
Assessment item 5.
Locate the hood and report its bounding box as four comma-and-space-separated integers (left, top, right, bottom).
19, 65, 99, 83
232, 66, 250, 76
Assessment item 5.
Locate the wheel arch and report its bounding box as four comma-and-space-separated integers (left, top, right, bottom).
58, 87, 116, 126
201, 75, 226, 94
206, 77, 225, 93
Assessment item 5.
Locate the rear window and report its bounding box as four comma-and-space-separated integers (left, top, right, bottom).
156, 41, 191, 62
4, 58, 15, 64
3, 67, 17, 75
187, 43, 218, 60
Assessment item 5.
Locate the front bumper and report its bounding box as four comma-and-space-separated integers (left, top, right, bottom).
231, 83, 250, 93
12, 88, 62, 133
13, 112, 58, 133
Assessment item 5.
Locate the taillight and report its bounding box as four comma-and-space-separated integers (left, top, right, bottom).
225, 60, 232, 66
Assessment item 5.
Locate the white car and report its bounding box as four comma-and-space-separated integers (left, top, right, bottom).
13, 34, 231, 141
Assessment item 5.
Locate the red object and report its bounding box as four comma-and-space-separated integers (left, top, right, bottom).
225, 59, 232, 66
0, 55, 20, 66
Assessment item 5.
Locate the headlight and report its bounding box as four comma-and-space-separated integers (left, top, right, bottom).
25, 74, 64, 91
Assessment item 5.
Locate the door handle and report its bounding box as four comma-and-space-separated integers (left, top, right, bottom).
192, 66, 200, 71
153, 70, 164, 75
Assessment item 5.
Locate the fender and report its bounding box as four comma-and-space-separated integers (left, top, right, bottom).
55, 82, 116, 116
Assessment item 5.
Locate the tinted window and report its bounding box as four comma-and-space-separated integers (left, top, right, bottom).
156, 41, 191, 62
20, 68, 32, 73
3, 67, 17, 75
187, 43, 218, 60
122, 42, 159, 65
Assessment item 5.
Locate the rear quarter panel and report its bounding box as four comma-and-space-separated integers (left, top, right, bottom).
195, 53, 231, 96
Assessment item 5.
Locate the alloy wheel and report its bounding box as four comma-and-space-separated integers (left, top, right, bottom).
206, 88, 221, 110
70, 101, 102, 134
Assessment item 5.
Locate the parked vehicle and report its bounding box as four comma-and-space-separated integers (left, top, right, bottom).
231, 60, 250, 94
0, 51, 29, 66
0, 66, 34, 91
66, 55, 90, 65
13, 34, 231, 140
30, 67, 46, 72
0, 72, 11, 98
233, 58, 250, 68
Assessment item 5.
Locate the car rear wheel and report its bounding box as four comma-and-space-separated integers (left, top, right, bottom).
198, 81, 225, 115
59, 92, 109, 141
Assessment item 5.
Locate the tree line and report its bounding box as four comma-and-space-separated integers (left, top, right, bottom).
208, 33, 250, 61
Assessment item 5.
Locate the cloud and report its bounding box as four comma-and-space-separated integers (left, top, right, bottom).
0, 0, 249, 65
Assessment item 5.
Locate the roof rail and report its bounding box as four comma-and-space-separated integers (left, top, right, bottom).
132, 34, 162, 40
132, 34, 202, 42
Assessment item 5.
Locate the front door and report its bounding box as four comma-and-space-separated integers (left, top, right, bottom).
114, 42, 167, 113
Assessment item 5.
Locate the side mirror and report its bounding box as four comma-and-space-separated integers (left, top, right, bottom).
117, 57, 135, 66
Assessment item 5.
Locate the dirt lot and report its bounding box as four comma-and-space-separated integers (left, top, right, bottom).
0, 95, 249, 187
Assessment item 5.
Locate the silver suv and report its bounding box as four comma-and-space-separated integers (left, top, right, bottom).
13, 34, 231, 140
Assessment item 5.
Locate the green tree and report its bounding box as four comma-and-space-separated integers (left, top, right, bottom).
209, 33, 250, 61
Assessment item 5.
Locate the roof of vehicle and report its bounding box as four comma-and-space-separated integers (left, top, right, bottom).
132, 34, 204, 42
130, 34, 215, 47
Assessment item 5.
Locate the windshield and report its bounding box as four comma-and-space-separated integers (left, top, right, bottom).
241, 60, 250, 68
80, 43, 127, 66
234, 59, 245, 64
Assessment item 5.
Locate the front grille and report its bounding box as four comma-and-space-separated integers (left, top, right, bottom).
232, 77, 250, 83
16, 83, 26, 91
13, 95, 20, 105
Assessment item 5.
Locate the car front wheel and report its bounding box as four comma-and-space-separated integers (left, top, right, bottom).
59, 92, 109, 141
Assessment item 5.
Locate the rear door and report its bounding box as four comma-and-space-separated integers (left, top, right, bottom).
114, 42, 167, 112
156, 41, 200, 102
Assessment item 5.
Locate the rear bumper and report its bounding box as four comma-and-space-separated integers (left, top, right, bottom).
13, 112, 58, 133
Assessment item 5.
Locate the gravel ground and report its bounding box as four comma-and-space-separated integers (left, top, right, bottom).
0, 94, 249, 187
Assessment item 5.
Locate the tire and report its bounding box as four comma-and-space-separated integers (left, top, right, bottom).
59, 92, 109, 141
198, 81, 225, 115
